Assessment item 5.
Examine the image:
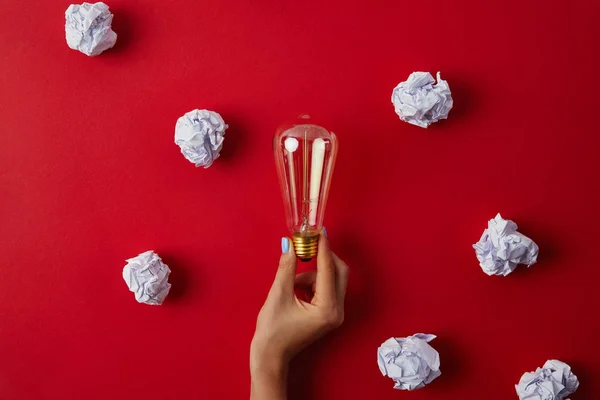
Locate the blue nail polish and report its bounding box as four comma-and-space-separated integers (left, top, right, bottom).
281, 237, 290, 253
323, 227, 328, 238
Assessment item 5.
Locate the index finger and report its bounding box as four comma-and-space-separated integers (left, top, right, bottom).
315, 231, 336, 306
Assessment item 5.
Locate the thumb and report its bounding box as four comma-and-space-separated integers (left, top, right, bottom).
269, 237, 298, 299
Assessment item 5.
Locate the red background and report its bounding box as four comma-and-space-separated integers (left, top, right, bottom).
1, 0, 599, 399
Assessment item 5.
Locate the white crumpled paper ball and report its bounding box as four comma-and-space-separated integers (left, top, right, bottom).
174, 109, 228, 168
122, 250, 171, 305
65, 2, 117, 56
473, 213, 539, 276
516, 360, 579, 400
377, 334, 441, 390
391, 71, 453, 128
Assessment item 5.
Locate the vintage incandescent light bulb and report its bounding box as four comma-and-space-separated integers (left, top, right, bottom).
274, 116, 338, 261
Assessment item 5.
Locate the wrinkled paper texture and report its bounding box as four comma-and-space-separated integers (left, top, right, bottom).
391, 72, 453, 128
175, 109, 227, 168
123, 250, 171, 305
65, 2, 117, 56
473, 213, 539, 276
516, 360, 579, 400
377, 334, 441, 390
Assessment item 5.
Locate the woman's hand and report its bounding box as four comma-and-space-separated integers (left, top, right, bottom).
250, 231, 349, 399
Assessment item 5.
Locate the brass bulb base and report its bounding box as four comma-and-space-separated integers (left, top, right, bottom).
291, 232, 319, 261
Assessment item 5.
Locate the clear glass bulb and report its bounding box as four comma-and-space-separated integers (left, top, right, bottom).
274, 116, 338, 261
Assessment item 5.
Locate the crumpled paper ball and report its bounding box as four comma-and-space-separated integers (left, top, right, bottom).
65, 2, 117, 56
473, 213, 539, 276
391, 71, 453, 128
516, 360, 579, 400
122, 250, 171, 305
174, 109, 228, 168
377, 334, 441, 390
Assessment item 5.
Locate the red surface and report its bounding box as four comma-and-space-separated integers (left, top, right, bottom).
1, 1, 599, 399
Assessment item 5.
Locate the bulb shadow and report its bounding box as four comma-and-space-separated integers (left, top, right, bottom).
334, 231, 381, 330
288, 327, 355, 399
288, 230, 381, 400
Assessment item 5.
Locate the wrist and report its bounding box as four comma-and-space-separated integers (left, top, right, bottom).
251, 359, 288, 382
251, 348, 286, 376
250, 346, 288, 400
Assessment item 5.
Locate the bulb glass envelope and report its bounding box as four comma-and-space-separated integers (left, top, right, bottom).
274, 118, 338, 259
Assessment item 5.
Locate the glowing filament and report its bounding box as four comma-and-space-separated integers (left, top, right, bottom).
309, 138, 325, 225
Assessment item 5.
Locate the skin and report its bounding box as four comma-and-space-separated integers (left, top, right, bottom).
250, 232, 349, 400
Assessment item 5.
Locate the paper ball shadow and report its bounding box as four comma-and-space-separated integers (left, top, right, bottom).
425, 336, 466, 392
510, 222, 560, 278
106, 7, 135, 54
159, 253, 194, 303
527, 226, 560, 266
216, 114, 247, 164
215, 113, 246, 167
288, 230, 382, 400
437, 76, 479, 129
568, 361, 591, 398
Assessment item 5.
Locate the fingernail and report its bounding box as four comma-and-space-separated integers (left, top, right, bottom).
323, 227, 328, 238
281, 237, 290, 253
